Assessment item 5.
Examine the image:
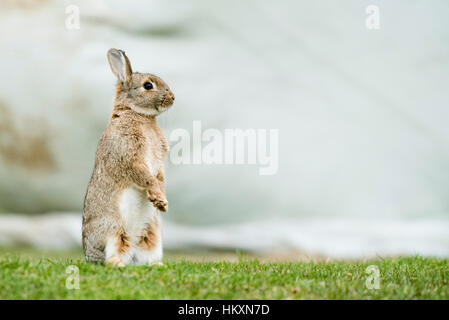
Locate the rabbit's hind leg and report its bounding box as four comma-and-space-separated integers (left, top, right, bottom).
133, 214, 163, 266
83, 238, 105, 264
104, 230, 132, 267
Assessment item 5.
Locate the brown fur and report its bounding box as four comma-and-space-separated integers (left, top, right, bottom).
139, 217, 160, 251
82, 49, 174, 264
117, 230, 130, 254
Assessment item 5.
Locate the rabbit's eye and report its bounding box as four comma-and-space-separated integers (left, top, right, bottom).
143, 82, 153, 90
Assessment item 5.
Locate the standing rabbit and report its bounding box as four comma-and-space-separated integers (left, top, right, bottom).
82, 49, 175, 266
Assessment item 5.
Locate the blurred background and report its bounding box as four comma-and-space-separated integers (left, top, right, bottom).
0, 0, 448, 259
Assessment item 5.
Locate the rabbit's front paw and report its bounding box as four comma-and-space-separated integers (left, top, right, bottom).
147, 191, 168, 212
153, 197, 168, 212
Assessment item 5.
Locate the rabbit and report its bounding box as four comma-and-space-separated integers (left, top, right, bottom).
82, 48, 175, 266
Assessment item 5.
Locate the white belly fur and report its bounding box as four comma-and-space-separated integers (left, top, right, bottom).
118, 185, 162, 265
144, 150, 156, 175
143, 128, 162, 176
119, 185, 156, 239
115, 130, 164, 265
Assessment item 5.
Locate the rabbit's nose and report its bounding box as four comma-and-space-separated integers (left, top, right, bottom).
165, 88, 174, 100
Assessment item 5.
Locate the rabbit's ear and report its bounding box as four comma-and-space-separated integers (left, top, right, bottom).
107, 48, 133, 85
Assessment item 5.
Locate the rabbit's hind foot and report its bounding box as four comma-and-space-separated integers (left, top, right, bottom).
104, 231, 131, 267
106, 256, 125, 267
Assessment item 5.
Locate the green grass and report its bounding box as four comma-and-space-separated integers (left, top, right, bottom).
0, 250, 448, 299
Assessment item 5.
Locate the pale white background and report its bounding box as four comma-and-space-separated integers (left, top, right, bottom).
0, 0, 448, 258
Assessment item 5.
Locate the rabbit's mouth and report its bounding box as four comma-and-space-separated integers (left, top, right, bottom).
159, 91, 175, 109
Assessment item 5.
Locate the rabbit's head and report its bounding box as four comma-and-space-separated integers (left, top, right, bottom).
107, 48, 175, 116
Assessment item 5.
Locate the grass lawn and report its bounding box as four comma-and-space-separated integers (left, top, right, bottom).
0, 249, 448, 299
